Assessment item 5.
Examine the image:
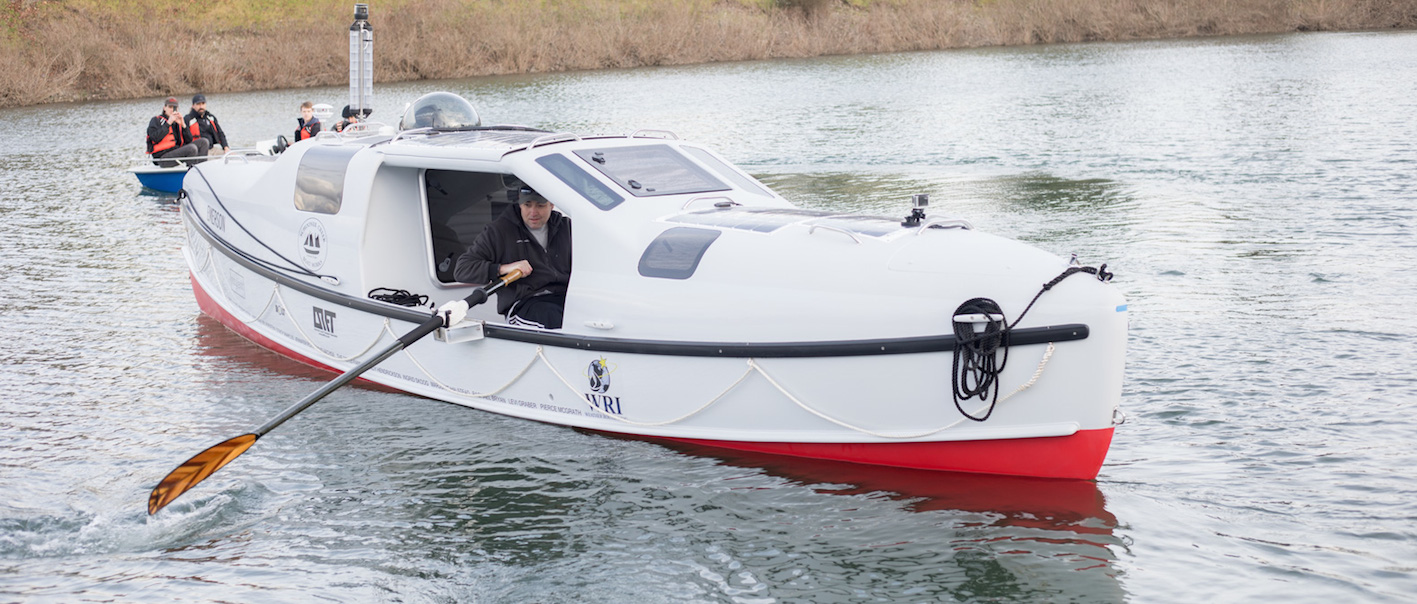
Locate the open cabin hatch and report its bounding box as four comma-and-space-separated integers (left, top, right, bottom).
424, 169, 521, 283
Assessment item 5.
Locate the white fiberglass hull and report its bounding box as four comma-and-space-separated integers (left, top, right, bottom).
183, 205, 1125, 479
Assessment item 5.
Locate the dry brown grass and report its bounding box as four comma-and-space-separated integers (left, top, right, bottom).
1, 0, 1414, 108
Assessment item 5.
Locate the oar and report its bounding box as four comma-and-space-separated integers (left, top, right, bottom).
148, 270, 522, 515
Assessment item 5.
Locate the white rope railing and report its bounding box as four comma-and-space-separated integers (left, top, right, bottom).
397, 332, 541, 399
270, 288, 390, 362
190, 227, 1058, 438
197, 250, 394, 363
538, 347, 758, 427
396, 340, 1059, 438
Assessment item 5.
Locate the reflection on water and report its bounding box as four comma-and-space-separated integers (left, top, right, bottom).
623, 441, 1125, 602
988, 173, 1132, 214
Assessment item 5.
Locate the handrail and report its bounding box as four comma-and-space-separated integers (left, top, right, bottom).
629, 129, 678, 140
387, 127, 436, 145
528, 133, 580, 148
339, 121, 391, 135
133, 151, 265, 169
682, 195, 738, 210
807, 224, 862, 244
916, 216, 974, 234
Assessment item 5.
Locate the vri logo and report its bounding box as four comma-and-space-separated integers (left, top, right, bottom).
298, 218, 328, 271
586, 357, 614, 393
583, 357, 622, 415
312, 306, 336, 336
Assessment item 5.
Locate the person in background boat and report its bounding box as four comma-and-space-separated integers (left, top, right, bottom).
146, 97, 209, 167
294, 101, 321, 141
445, 188, 572, 329
333, 105, 361, 133
185, 93, 229, 154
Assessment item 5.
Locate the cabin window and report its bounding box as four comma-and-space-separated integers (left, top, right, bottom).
293, 146, 361, 214
574, 144, 730, 198
680, 146, 773, 198
425, 169, 518, 283
536, 154, 624, 210
638, 227, 721, 279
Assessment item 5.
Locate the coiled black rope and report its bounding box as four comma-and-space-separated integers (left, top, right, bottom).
950, 263, 1113, 422
951, 297, 1011, 421
368, 288, 429, 308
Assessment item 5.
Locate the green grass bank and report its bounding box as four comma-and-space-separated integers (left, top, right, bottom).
2, 0, 1413, 108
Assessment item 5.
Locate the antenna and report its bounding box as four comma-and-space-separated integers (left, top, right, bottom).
349, 4, 373, 118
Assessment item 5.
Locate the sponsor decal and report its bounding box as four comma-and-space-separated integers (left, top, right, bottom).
298, 218, 328, 271
585, 357, 615, 393
583, 357, 622, 415
312, 306, 337, 336
227, 268, 245, 300
584, 393, 622, 415
206, 205, 226, 233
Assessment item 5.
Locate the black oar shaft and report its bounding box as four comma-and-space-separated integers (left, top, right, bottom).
252, 315, 442, 437
250, 273, 513, 436
149, 270, 520, 515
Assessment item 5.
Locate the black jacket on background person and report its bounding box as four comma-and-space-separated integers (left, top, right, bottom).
454, 204, 572, 316
185, 109, 229, 150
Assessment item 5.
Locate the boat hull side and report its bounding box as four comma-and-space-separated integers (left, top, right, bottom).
192, 271, 343, 376
657, 428, 1114, 480
193, 271, 1111, 479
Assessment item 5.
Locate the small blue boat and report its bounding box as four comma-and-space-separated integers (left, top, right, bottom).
128, 164, 188, 193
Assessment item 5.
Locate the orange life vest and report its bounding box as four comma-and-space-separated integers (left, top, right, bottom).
297, 118, 319, 141
148, 116, 179, 154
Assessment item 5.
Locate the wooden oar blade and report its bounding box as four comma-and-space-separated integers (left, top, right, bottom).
148, 433, 258, 515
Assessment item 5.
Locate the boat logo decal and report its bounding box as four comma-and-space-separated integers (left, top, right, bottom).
583, 357, 623, 415
206, 206, 226, 233
584, 357, 615, 393
312, 306, 337, 337
298, 218, 328, 271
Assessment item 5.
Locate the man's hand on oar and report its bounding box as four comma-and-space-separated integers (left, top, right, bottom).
148, 270, 521, 515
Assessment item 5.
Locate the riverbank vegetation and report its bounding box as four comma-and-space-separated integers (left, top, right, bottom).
2, 0, 1413, 108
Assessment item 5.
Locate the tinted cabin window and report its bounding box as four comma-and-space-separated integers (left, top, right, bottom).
536, 154, 624, 210
680, 146, 773, 198
426, 170, 516, 283
638, 227, 721, 279
574, 144, 730, 197
294, 146, 361, 214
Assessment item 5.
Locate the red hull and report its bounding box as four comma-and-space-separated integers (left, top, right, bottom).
658, 429, 1112, 480
191, 273, 1112, 480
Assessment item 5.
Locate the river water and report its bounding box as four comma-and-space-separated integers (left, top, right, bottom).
1, 31, 1414, 602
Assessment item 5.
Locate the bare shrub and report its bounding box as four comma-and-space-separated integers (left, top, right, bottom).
0, 0, 1414, 108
